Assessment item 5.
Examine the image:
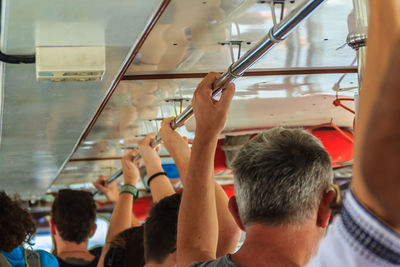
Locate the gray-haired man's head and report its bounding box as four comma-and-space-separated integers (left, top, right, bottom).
231, 128, 333, 226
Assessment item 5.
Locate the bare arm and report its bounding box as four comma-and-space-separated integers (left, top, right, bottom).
138, 133, 175, 203
161, 117, 240, 256
177, 72, 235, 267
97, 150, 141, 267
353, 0, 400, 226
159, 118, 191, 180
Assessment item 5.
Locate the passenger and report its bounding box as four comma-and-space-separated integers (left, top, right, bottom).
0, 191, 58, 267
176, 72, 335, 267
307, 0, 400, 266
50, 189, 99, 267
140, 127, 239, 267
97, 134, 180, 267
103, 226, 145, 267
160, 117, 241, 255
143, 193, 182, 267
96, 150, 142, 267
97, 124, 240, 267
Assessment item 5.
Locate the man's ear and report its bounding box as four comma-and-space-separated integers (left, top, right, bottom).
89, 223, 97, 238
49, 218, 57, 236
317, 189, 335, 228
228, 196, 245, 231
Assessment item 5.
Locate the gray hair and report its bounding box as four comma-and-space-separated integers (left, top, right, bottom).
231, 128, 333, 226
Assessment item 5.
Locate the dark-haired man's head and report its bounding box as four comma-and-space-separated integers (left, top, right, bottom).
144, 193, 181, 267
50, 189, 97, 248
0, 191, 36, 252
229, 128, 334, 254
104, 226, 145, 267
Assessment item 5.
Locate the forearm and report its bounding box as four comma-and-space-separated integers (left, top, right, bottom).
354, 0, 400, 162
352, 0, 400, 225
140, 150, 175, 202
98, 193, 133, 267
177, 134, 219, 267
149, 175, 175, 203
170, 150, 191, 184
106, 194, 133, 242
176, 162, 189, 183
168, 139, 239, 254
215, 183, 241, 256
361, 45, 400, 226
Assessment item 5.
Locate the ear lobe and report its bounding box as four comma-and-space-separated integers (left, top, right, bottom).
89, 223, 97, 238
317, 190, 336, 228
49, 219, 57, 236
228, 196, 246, 231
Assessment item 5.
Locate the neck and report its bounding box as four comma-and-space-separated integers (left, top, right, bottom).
146, 261, 170, 267
232, 221, 321, 267
54, 236, 92, 260
146, 255, 175, 267
146, 262, 164, 267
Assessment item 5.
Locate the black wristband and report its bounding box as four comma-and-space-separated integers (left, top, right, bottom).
147, 172, 167, 187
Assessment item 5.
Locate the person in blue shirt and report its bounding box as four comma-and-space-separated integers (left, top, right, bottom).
0, 191, 58, 267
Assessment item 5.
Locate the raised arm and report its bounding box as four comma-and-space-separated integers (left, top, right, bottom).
177, 72, 235, 267
161, 117, 240, 256
138, 133, 175, 203
96, 150, 141, 267
159, 118, 191, 180
352, 0, 400, 226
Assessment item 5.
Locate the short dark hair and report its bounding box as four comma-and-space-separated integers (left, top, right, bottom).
0, 191, 36, 252
104, 226, 145, 267
51, 189, 96, 243
144, 193, 181, 263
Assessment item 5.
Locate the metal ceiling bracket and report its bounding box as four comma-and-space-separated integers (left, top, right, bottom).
268, 27, 285, 44
99, 0, 327, 188
347, 0, 369, 89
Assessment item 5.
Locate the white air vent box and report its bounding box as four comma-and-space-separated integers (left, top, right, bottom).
36, 46, 105, 82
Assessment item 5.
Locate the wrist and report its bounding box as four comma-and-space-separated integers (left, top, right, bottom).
195, 128, 220, 141
123, 180, 138, 187
120, 184, 138, 200
194, 131, 219, 146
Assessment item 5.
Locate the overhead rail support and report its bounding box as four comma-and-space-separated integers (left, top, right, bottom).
97, 0, 327, 192
347, 0, 369, 89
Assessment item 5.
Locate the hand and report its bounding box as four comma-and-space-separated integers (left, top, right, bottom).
192, 72, 235, 139
121, 150, 141, 186
93, 176, 120, 203
160, 117, 191, 161
137, 133, 162, 167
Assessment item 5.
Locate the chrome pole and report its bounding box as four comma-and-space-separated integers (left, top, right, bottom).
170, 0, 325, 130
95, 0, 326, 195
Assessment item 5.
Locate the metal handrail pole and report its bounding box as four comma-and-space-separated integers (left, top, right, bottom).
170, 0, 325, 129
95, 0, 326, 194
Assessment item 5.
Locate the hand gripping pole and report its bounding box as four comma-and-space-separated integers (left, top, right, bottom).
93, 0, 326, 196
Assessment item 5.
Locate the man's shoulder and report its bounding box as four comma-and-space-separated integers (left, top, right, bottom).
189, 254, 240, 267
